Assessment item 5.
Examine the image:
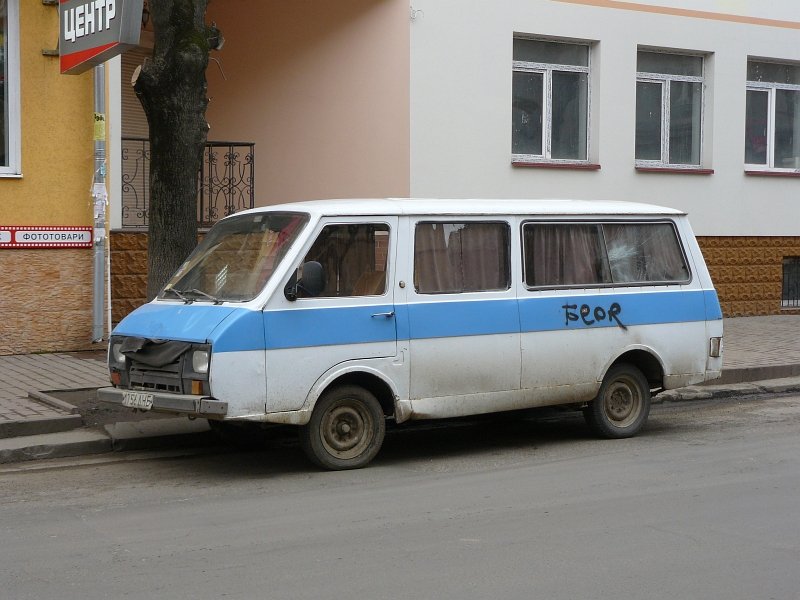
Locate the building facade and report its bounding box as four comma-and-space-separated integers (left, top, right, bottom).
404, 0, 800, 316
4, 0, 798, 355
0, 1, 98, 355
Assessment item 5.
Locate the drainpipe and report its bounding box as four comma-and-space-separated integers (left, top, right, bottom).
92, 64, 107, 343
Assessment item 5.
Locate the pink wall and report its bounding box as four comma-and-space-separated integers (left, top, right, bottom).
205, 0, 410, 205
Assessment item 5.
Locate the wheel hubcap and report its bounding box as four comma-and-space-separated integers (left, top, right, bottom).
604, 379, 641, 427
321, 401, 373, 459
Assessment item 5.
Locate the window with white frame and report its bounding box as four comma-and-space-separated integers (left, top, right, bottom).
0, 0, 20, 175
512, 38, 589, 162
635, 50, 704, 167
745, 60, 800, 171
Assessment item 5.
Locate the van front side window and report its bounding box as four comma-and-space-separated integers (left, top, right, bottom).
300, 223, 390, 298
414, 222, 511, 294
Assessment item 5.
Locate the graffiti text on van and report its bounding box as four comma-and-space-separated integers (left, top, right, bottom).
562, 302, 627, 330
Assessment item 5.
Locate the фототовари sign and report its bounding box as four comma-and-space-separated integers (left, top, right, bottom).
0, 226, 93, 248
59, 0, 143, 74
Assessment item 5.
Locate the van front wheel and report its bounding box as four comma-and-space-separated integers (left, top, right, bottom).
300, 385, 386, 470
584, 364, 651, 439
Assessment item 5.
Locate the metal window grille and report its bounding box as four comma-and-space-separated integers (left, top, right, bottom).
783, 257, 800, 308
121, 137, 255, 229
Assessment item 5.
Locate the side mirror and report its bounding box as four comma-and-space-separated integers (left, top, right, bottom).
284, 261, 325, 301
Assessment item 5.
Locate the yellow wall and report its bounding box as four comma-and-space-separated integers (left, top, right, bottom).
1, 1, 94, 225
0, 2, 98, 355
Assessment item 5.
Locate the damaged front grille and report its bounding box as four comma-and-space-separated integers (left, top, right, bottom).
110, 336, 210, 395
129, 360, 183, 393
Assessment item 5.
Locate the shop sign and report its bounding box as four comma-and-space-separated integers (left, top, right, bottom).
0, 226, 93, 248
60, 0, 144, 74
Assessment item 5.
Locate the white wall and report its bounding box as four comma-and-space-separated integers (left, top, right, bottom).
409, 0, 800, 236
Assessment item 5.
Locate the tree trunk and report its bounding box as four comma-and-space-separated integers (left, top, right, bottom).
134, 0, 215, 299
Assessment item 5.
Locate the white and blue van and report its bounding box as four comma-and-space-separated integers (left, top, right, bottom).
99, 199, 723, 469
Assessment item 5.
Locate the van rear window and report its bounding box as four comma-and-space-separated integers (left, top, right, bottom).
523, 221, 689, 287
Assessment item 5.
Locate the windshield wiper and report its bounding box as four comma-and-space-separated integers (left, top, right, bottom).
162, 287, 190, 302
184, 288, 224, 304
163, 287, 222, 304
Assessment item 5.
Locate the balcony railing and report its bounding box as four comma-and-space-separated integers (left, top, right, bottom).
121, 137, 255, 229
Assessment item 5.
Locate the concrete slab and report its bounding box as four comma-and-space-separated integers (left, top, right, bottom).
0, 429, 111, 463
756, 376, 800, 395
104, 417, 214, 452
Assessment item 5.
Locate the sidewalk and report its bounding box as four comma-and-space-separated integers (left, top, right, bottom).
2, 315, 800, 463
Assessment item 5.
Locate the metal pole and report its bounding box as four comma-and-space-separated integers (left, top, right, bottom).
92, 64, 107, 342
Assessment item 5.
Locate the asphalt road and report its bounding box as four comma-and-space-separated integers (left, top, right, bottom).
2, 394, 799, 600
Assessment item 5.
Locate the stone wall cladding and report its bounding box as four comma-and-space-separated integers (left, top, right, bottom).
110, 231, 148, 324
110, 231, 205, 324
697, 236, 800, 317
0, 249, 103, 355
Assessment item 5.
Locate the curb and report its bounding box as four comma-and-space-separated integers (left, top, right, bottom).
0, 413, 84, 439
28, 390, 81, 414
655, 375, 800, 403
0, 418, 214, 464
0, 429, 112, 464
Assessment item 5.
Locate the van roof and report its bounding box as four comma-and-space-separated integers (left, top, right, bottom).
236, 198, 686, 218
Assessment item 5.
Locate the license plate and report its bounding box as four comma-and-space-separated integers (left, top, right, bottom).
122, 391, 154, 410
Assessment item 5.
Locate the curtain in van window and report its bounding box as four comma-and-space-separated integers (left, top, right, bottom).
603, 223, 688, 283
524, 224, 610, 286
414, 222, 509, 294
303, 224, 387, 297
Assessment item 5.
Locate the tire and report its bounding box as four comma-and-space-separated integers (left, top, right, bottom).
584, 363, 651, 439
299, 385, 386, 470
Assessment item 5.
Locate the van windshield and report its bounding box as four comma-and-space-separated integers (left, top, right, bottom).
160, 212, 309, 303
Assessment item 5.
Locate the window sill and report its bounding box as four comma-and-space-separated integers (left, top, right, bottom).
635, 166, 713, 175
512, 161, 601, 170
745, 170, 800, 178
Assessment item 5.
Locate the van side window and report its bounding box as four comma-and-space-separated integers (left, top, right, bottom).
604, 223, 689, 283
523, 223, 611, 286
300, 223, 389, 297
414, 222, 511, 294
523, 221, 690, 288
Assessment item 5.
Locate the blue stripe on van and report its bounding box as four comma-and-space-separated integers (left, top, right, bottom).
113, 303, 236, 343
703, 289, 723, 321
407, 299, 520, 340
112, 303, 267, 352
114, 289, 722, 353
209, 309, 266, 352
517, 289, 715, 333
264, 304, 397, 350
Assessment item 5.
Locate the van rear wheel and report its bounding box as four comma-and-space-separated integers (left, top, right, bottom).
584, 363, 651, 438
300, 385, 385, 470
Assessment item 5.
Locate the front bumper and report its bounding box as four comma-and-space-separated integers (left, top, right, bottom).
97, 387, 228, 417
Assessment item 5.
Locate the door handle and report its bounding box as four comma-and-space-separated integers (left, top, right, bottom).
371, 311, 395, 318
